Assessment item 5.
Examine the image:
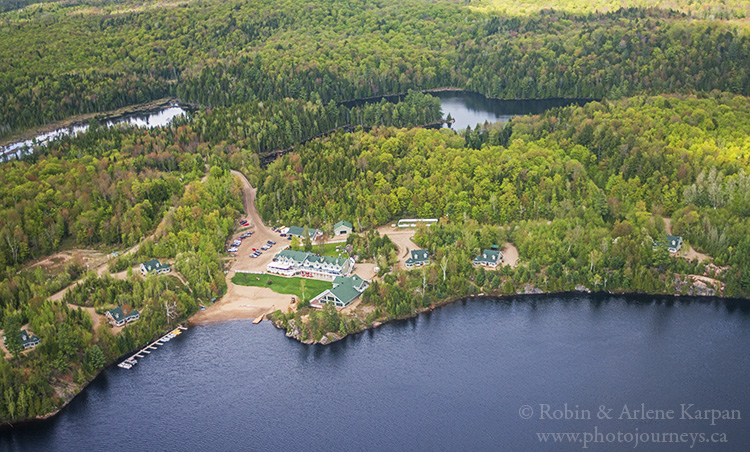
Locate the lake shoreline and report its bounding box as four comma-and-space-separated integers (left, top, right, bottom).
0, 97, 198, 149
338, 86, 597, 107
270, 287, 746, 346
2, 285, 745, 430
0, 328, 186, 432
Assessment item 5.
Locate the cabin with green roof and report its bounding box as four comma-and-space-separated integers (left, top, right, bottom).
405, 249, 430, 268
653, 234, 683, 253
473, 249, 503, 268
139, 258, 171, 275
4, 329, 41, 350
334, 220, 354, 236
106, 305, 140, 327
312, 274, 370, 308
283, 226, 322, 241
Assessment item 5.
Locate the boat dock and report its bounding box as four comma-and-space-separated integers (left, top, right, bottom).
253, 314, 264, 324
118, 325, 187, 369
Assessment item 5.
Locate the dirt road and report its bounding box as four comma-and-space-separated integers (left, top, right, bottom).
376, 225, 419, 269
192, 171, 293, 324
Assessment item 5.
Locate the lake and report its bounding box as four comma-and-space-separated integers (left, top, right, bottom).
0, 106, 187, 161
342, 90, 591, 131
432, 91, 590, 130
2, 295, 749, 451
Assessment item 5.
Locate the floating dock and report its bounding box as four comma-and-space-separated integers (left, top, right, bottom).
118, 326, 186, 369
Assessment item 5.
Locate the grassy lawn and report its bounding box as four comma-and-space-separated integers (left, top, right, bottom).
290, 242, 349, 258
231, 273, 331, 301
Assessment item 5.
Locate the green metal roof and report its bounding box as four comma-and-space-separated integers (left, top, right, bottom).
277, 249, 311, 263
287, 226, 321, 238
20, 329, 40, 347
107, 305, 140, 322
329, 283, 362, 306
654, 234, 683, 251
334, 220, 353, 230
405, 249, 430, 265
141, 258, 169, 273
278, 249, 348, 267
334, 274, 366, 291
473, 249, 502, 264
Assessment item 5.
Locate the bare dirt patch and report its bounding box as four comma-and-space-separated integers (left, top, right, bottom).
353, 262, 378, 280
375, 225, 419, 269
683, 246, 711, 263
27, 249, 107, 276
501, 242, 519, 267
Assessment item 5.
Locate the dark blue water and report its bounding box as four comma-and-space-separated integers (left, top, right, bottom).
2, 295, 749, 451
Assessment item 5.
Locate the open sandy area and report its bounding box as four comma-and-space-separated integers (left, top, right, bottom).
190, 285, 290, 325
502, 242, 519, 267
375, 225, 419, 270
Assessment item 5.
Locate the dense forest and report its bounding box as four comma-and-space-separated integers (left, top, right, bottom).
2, 0, 750, 423
265, 94, 750, 341
2, 0, 750, 138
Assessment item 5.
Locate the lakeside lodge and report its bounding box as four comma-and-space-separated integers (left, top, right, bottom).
267, 249, 355, 280
311, 274, 370, 308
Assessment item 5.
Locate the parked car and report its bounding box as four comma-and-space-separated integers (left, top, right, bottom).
227, 247, 238, 252
261, 245, 270, 250
252, 248, 258, 252
267, 240, 276, 245
280, 233, 287, 237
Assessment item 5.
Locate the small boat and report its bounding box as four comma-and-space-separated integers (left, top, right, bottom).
118, 362, 132, 369
199, 304, 206, 311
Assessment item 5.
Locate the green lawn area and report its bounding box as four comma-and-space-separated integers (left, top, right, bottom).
231, 273, 331, 301
290, 242, 349, 258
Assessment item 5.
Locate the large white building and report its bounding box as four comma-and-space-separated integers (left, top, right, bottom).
267, 249, 354, 280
